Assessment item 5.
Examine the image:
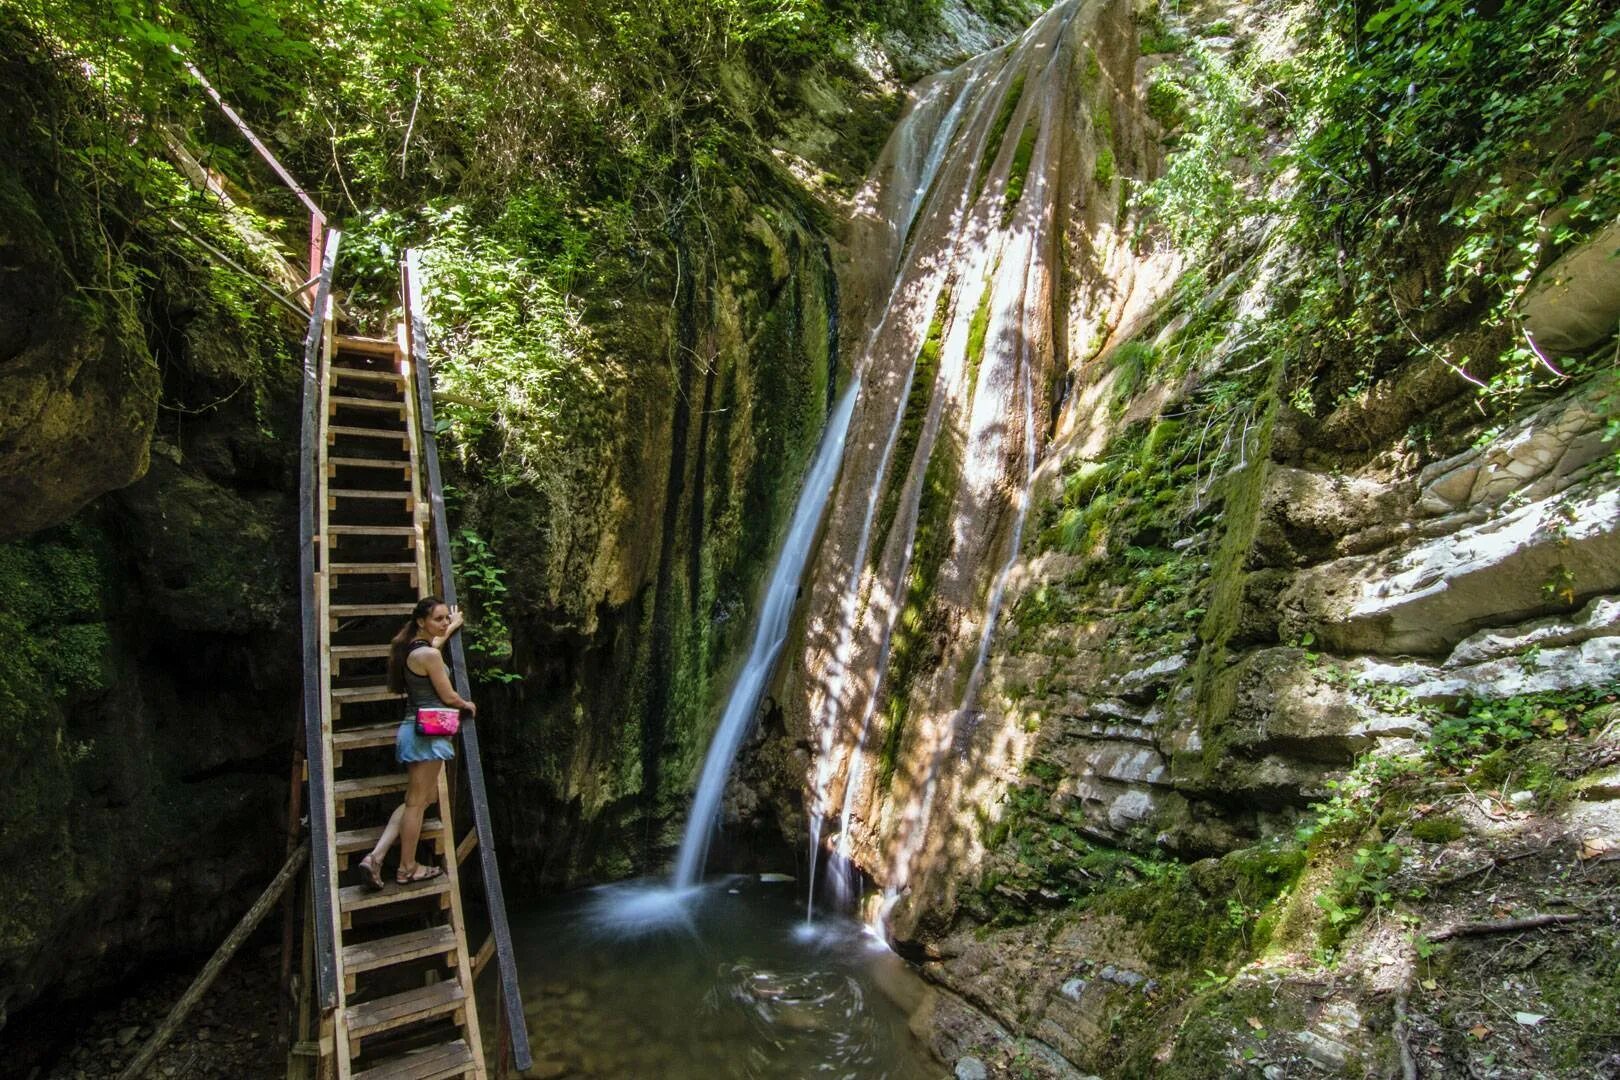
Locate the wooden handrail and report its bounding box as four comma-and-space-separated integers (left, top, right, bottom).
401, 249, 534, 1072
175, 51, 327, 294
297, 230, 342, 1010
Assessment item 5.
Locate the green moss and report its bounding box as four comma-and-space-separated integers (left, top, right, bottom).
964, 271, 996, 411
0, 524, 115, 963
1146, 78, 1189, 128
1137, 8, 1184, 56
1092, 144, 1115, 186
1536, 923, 1620, 1070
876, 426, 963, 789
1409, 816, 1464, 844
1107, 340, 1157, 415
1001, 118, 1039, 226
973, 71, 1028, 204
871, 284, 951, 567
1096, 840, 1306, 970
1190, 357, 1283, 775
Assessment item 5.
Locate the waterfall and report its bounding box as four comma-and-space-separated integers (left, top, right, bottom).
672, 382, 859, 888
802, 55, 1000, 919
879, 13, 1065, 917
801, 0, 1078, 922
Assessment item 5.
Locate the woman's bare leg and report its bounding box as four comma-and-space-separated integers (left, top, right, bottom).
363, 803, 407, 871
398, 760, 443, 876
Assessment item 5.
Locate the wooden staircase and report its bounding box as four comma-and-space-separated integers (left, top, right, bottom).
291, 236, 530, 1079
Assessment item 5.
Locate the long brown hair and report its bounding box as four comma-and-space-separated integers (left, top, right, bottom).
388, 596, 445, 693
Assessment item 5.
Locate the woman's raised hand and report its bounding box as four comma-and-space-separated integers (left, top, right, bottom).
446, 606, 466, 636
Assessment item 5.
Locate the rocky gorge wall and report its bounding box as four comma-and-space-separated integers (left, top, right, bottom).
0, 0, 1044, 1041
744, 0, 1620, 1073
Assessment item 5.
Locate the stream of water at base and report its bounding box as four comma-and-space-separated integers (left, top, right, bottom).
501, 876, 942, 1079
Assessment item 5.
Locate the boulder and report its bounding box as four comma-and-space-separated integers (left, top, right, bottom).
1282, 480, 1620, 655
0, 174, 156, 539
1520, 217, 1620, 355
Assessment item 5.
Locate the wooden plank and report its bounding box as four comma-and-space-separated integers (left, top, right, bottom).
456, 831, 478, 866
329, 562, 418, 577
397, 324, 433, 609
329, 425, 410, 446
333, 335, 400, 357
329, 489, 415, 502
352, 1039, 474, 1080
433, 770, 485, 1076
470, 935, 495, 982
331, 685, 405, 705
330, 395, 407, 416
333, 774, 408, 800
329, 457, 411, 471
339, 874, 452, 914
331, 367, 405, 385
331, 644, 395, 660
318, 298, 356, 1080
404, 249, 528, 1074
331, 603, 419, 617
345, 980, 466, 1041
329, 525, 417, 538
332, 722, 402, 753
342, 925, 458, 976
335, 819, 444, 855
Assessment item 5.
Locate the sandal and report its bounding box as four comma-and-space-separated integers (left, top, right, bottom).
396, 863, 444, 885
358, 854, 385, 892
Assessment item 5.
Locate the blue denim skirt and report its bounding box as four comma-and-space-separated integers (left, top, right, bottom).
396, 718, 456, 764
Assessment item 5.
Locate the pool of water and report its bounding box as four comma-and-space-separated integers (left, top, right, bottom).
503, 875, 944, 1079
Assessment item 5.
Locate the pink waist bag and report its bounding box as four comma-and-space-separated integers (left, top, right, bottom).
415, 708, 461, 737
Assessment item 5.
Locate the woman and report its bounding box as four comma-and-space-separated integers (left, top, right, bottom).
357, 596, 476, 888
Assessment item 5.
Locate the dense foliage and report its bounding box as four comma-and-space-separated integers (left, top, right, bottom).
1143, 0, 1620, 421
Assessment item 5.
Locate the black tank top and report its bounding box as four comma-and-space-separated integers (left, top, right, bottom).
403, 639, 448, 711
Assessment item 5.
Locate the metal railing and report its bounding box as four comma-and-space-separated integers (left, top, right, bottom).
402, 250, 534, 1072
296, 231, 343, 1009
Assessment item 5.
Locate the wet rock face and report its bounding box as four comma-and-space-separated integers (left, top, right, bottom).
0, 60, 302, 1024
0, 175, 157, 540
1281, 383, 1620, 656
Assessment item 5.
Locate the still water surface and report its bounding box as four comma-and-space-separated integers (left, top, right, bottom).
504, 876, 944, 1079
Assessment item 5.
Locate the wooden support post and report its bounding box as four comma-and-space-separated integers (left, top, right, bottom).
278, 744, 308, 1053
119, 843, 309, 1080
289, 875, 317, 1080
495, 1001, 512, 1080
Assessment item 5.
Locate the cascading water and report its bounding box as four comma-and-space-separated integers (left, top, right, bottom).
800, 1, 1080, 924
671, 381, 860, 889
801, 56, 1001, 920
876, 13, 1066, 924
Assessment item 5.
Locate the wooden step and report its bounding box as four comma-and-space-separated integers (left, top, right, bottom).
333, 721, 402, 753
330, 456, 411, 472
331, 602, 419, 618
330, 489, 415, 503
346, 980, 467, 1048
343, 925, 459, 978
329, 425, 409, 447
331, 395, 407, 415
332, 367, 404, 385
335, 818, 445, 855
333, 774, 409, 802
334, 335, 401, 358
329, 562, 418, 577
332, 684, 404, 706
331, 644, 395, 661
328, 525, 417, 540
339, 872, 452, 915
353, 1038, 474, 1080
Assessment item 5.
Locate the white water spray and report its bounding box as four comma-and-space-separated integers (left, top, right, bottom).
671, 382, 860, 888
